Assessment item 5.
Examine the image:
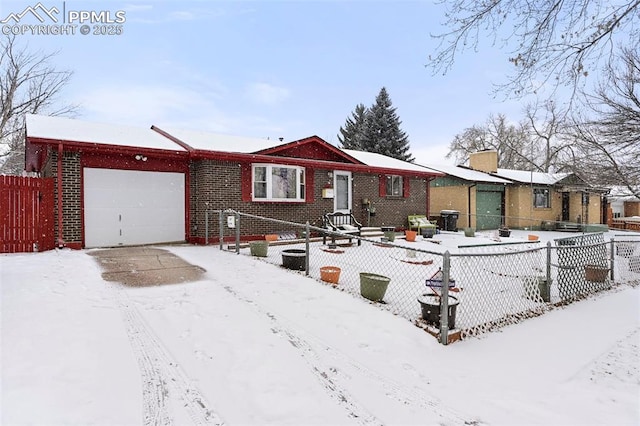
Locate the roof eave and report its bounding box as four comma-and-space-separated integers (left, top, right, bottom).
255, 135, 366, 164
191, 149, 441, 177
26, 136, 189, 158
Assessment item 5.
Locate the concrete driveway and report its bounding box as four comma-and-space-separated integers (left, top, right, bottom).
89, 246, 206, 286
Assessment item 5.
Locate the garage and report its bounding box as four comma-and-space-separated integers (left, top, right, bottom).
84, 168, 185, 248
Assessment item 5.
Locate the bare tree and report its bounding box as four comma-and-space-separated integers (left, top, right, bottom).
429, 0, 640, 98
523, 99, 574, 172
447, 113, 534, 169
0, 34, 75, 175
568, 47, 640, 199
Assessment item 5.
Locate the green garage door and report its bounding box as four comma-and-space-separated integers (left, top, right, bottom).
476, 189, 503, 230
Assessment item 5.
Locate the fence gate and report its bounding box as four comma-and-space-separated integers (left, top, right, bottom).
1, 176, 55, 253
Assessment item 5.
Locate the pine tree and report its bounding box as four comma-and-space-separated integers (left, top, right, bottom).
337, 103, 368, 150
362, 87, 413, 162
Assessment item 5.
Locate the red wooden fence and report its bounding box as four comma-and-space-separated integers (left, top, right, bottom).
1, 176, 55, 253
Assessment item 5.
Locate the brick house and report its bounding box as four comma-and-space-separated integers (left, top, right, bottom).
607, 187, 640, 231
427, 162, 511, 230
428, 150, 607, 231
24, 114, 442, 249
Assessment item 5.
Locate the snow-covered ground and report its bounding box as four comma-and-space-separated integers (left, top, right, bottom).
2, 235, 639, 425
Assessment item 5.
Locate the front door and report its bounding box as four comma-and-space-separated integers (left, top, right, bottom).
334, 171, 352, 213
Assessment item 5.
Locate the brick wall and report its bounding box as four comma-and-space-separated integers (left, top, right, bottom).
190, 159, 430, 239
352, 174, 428, 229
42, 153, 433, 245
190, 160, 334, 239
49, 150, 82, 245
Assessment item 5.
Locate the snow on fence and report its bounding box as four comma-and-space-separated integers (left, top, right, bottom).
205, 210, 640, 344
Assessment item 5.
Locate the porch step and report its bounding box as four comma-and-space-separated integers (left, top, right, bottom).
556, 222, 582, 232
361, 227, 383, 238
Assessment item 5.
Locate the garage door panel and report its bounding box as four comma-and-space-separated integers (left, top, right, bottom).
84, 168, 185, 248
476, 190, 503, 230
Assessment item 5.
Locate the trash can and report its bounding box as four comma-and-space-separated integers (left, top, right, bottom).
440, 210, 459, 231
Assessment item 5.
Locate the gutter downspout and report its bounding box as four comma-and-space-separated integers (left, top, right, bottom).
57, 143, 64, 247
426, 177, 433, 217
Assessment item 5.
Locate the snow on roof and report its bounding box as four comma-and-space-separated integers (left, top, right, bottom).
607, 186, 640, 201
156, 126, 277, 153
342, 149, 438, 174
421, 164, 511, 184
493, 168, 570, 185
26, 114, 186, 152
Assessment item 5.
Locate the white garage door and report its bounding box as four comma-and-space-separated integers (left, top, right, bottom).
84, 168, 185, 248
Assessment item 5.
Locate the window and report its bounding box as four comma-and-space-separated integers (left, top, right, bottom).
533, 188, 551, 208
253, 164, 305, 201
386, 175, 403, 196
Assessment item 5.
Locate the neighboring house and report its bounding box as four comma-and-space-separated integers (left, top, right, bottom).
606, 187, 640, 231
425, 163, 511, 230
607, 186, 640, 219
24, 114, 442, 249
427, 150, 606, 231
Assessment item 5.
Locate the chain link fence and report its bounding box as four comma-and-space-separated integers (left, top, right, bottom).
205, 210, 640, 344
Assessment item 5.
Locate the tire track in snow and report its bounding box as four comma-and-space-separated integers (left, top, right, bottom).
222, 284, 477, 425
223, 285, 381, 426
109, 283, 224, 425
568, 326, 640, 385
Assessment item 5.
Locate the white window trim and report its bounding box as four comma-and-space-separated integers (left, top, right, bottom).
333, 170, 352, 213
386, 175, 403, 197
252, 164, 305, 202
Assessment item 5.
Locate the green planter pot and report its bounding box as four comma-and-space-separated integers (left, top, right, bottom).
359, 272, 391, 302
464, 227, 475, 237
381, 226, 395, 242
249, 240, 269, 257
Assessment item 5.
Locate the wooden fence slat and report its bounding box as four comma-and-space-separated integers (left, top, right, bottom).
0, 176, 55, 253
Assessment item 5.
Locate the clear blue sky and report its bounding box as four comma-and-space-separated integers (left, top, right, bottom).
3, 0, 528, 165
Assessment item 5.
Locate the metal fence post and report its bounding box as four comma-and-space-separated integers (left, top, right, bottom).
305, 221, 310, 276
440, 251, 451, 345
218, 211, 224, 250
546, 241, 552, 285
235, 211, 240, 254
610, 237, 615, 281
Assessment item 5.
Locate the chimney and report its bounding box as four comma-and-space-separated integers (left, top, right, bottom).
469, 150, 498, 173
